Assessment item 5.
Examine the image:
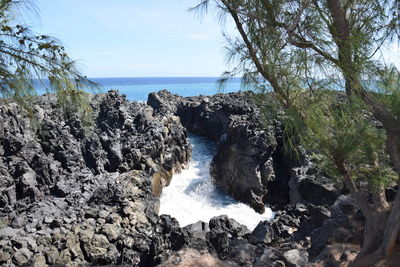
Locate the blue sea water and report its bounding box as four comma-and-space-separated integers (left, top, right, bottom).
90, 77, 244, 102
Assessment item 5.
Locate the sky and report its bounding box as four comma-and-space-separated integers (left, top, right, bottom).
33, 0, 233, 78
30, 1, 399, 78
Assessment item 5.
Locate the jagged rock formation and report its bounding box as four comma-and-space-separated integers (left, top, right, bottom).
0, 90, 191, 266
148, 90, 339, 213
154, 199, 361, 267
147, 90, 366, 266
0, 89, 359, 266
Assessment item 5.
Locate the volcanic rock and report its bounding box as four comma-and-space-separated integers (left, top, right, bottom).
148, 90, 338, 213
0, 90, 191, 266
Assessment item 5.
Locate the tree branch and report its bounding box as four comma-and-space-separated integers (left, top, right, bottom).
261, 0, 339, 64
221, 0, 287, 106
335, 158, 371, 214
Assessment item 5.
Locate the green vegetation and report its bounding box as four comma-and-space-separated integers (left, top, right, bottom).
194, 0, 400, 259
0, 0, 94, 120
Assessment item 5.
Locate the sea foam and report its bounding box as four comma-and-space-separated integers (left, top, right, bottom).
159, 135, 274, 231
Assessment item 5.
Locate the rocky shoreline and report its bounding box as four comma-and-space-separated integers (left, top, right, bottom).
0, 90, 365, 266
0, 91, 191, 266
148, 90, 340, 212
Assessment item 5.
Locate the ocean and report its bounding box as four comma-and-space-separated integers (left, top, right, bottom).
90, 77, 244, 102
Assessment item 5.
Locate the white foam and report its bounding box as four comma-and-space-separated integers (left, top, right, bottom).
159, 135, 274, 231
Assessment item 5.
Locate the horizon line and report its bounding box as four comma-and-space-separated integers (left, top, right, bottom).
87, 76, 242, 79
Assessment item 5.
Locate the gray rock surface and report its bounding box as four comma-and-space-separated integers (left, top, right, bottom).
148, 90, 340, 213
148, 90, 286, 212
0, 89, 350, 266
0, 90, 191, 266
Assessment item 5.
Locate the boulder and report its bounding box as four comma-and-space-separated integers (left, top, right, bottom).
13, 248, 33, 265
209, 215, 249, 238
183, 221, 209, 241
0, 227, 23, 238
101, 224, 121, 242
297, 176, 340, 206
32, 254, 47, 267
254, 247, 285, 267
0, 251, 11, 263
226, 239, 257, 265
283, 249, 309, 267
249, 221, 275, 245
208, 231, 230, 256
83, 234, 110, 261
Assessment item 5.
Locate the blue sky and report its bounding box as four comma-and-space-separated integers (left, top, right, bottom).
31, 0, 398, 78
33, 0, 233, 78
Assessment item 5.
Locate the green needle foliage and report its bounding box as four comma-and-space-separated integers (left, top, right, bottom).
292, 91, 396, 189
0, 0, 95, 121
193, 0, 400, 258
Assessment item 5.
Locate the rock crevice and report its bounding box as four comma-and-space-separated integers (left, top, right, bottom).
148, 90, 313, 212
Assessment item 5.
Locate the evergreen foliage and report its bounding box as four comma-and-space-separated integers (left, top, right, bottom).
0, 0, 95, 120
193, 0, 400, 258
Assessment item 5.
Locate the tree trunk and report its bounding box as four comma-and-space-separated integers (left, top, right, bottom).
379, 129, 400, 256
359, 211, 388, 256
385, 130, 400, 176
379, 185, 400, 255
372, 186, 389, 211
332, 16, 400, 256
335, 158, 398, 259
